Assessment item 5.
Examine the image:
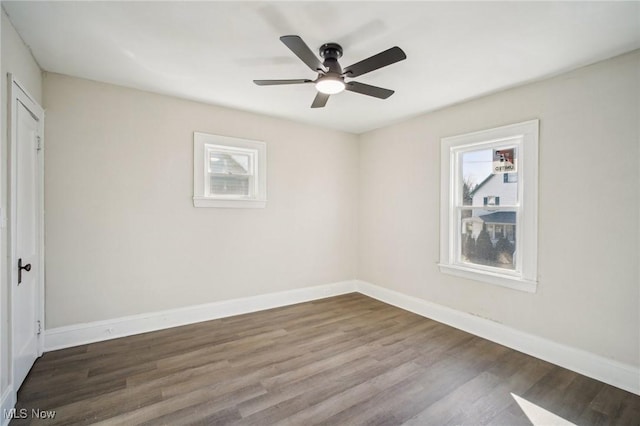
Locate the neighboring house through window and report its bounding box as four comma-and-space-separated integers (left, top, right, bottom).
193, 132, 267, 208
439, 120, 539, 292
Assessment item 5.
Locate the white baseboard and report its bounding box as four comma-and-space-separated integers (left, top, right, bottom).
354, 280, 640, 396
43, 278, 639, 396
45, 280, 357, 351
1, 386, 16, 426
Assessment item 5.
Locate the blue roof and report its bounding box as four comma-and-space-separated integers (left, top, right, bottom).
479, 211, 516, 224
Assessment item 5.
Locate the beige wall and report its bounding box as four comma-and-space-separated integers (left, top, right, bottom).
42, 73, 358, 328
1, 7, 42, 397
358, 50, 640, 366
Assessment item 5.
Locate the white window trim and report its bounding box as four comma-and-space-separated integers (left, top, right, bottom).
193, 132, 267, 208
439, 120, 539, 293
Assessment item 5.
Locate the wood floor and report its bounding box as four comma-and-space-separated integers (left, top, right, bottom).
12, 293, 640, 425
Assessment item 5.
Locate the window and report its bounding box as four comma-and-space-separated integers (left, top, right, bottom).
193, 132, 266, 208
439, 120, 538, 292
504, 173, 517, 183
484, 196, 500, 206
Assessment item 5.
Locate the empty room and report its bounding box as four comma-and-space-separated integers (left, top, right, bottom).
1, 1, 639, 425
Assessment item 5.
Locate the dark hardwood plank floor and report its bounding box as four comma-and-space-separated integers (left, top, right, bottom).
11, 293, 640, 425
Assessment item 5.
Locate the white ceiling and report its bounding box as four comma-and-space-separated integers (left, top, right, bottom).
3, 1, 639, 134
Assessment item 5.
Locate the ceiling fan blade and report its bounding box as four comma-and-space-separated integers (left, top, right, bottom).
345, 81, 394, 99
343, 46, 406, 78
280, 35, 327, 73
311, 92, 330, 108
253, 79, 312, 86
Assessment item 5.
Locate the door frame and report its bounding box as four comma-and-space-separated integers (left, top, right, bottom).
8, 74, 45, 392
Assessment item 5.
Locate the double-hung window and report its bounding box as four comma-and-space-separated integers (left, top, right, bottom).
193, 132, 267, 208
439, 120, 539, 292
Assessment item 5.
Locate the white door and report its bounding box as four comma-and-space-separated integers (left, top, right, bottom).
11, 80, 44, 391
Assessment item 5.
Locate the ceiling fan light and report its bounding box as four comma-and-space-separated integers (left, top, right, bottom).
315, 77, 345, 95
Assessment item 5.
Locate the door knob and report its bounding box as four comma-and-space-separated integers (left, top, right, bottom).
18, 258, 31, 285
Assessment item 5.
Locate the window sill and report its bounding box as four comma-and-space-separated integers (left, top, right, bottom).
438, 263, 537, 293
193, 197, 266, 209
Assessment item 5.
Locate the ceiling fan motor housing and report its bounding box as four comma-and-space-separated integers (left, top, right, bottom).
319, 43, 343, 74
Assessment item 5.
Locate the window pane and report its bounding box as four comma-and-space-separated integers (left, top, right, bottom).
461, 150, 491, 206
461, 148, 517, 207
210, 176, 250, 196
461, 208, 516, 270
209, 152, 251, 175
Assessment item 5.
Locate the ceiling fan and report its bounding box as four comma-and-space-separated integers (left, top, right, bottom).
254, 35, 407, 108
